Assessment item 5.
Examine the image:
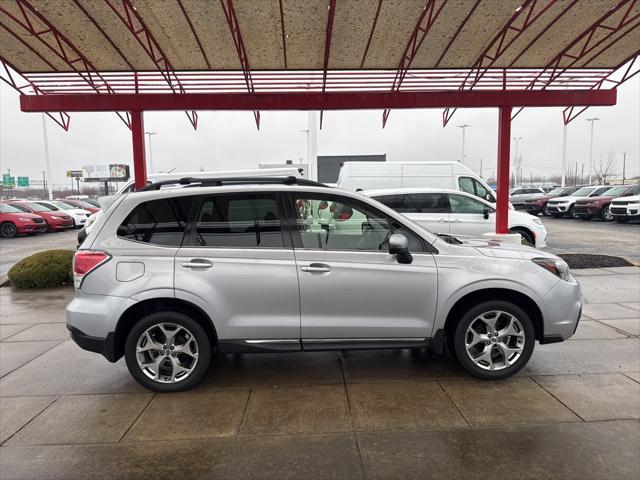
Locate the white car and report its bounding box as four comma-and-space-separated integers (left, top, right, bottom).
610, 193, 640, 223
363, 188, 547, 247
36, 201, 91, 228
546, 186, 611, 218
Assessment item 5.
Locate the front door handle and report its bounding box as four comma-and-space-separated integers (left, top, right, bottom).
301, 263, 331, 273
181, 259, 213, 268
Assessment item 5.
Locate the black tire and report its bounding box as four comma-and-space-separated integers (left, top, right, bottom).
615, 217, 629, 223
453, 300, 535, 380
568, 205, 578, 219
509, 228, 534, 246
541, 204, 549, 216
125, 311, 212, 392
600, 206, 613, 221
0, 222, 17, 238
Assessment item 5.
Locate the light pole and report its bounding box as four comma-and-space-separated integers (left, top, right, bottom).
144, 131, 158, 173
41, 114, 53, 200
457, 124, 470, 164
586, 118, 599, 185
513, 136, 522, 186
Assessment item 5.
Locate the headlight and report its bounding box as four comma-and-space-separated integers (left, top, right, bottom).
18, 217, 32, 222
51, 215, 65, 220
532, 257, 572, 281
532, 218, 543, 225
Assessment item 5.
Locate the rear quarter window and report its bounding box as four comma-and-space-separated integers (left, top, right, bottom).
118, 197, 194, 246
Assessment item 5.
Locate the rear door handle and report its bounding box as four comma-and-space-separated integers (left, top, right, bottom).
301, 263, 331, 273
181, 259, 213, 268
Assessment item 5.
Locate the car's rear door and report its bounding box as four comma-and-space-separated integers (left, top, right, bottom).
175, 192, 301, 350
286, 191, 438, 347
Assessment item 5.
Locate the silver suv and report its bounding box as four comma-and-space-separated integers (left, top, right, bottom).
67, 177, 581, 392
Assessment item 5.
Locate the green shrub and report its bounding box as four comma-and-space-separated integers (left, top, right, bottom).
7, 249, 74, 289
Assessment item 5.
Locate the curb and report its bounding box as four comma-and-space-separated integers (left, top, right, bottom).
0, 276, 9, 287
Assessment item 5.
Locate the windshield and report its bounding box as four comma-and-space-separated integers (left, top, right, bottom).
602, 186, 628, 196
572, 187, 595, 197
73, 200, 95, 209
546, 187, 564, 196
0, 204, 22, 213
51, 201, 74, 210
24, 202, 53, 212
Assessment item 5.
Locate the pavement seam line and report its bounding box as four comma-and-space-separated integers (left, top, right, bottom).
0, 323, 36, 341
236, 388, 253, 436
1, 394, 61, 446
529, 375, 586, 422
0, 339, 65, 379
436, 380, 472, 428
621, 372, 640, 385
339, 354, 367, 480
117, 392, 157, 442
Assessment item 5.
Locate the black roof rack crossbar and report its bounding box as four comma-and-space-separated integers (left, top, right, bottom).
139, 176, 327, 191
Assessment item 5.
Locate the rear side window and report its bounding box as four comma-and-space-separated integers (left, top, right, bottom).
118, 197, 193, 246
190, 194, 283, 248
374, 193, 448, 213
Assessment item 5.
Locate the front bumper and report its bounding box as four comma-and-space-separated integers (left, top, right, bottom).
573, 205, 601, 217
524, 204, 544, 214
546, 203, 569, 213
540, 277, 582, 341
17, 223, 48, 234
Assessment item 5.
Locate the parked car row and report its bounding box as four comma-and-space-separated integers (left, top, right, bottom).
523, 184, 640, 222
0, 198, 100, 238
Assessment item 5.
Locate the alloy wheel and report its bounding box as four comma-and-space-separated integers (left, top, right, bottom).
136, 322, 199, 383
1, 222, 17, 238
602, 206, 613, 221
464, 311, 525, 371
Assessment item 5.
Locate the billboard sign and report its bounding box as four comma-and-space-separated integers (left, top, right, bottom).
66, 170, 83, 178
17, 176, 29, 187
82, 164, 130, 182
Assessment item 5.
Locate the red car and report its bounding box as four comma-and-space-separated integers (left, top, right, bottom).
574, 184, 640, 221
56, 199, 101, 214
6, 201, 74, 231
0, 203, 48, 237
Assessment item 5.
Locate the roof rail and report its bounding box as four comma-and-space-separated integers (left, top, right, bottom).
139, 175, 327, 191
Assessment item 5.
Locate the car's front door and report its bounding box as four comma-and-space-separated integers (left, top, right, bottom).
175, 192, 301, 350
287, 192, 438, 348
448, 193, 495, 238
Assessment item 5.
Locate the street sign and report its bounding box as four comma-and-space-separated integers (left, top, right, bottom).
2, 174, 15, 187
66, 170, 83, 178
17, 176, 29, 187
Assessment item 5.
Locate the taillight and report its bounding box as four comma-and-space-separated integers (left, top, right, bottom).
73, 250, 110, 288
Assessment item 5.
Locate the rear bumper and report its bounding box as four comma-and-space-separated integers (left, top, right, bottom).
67, 325, 117, 362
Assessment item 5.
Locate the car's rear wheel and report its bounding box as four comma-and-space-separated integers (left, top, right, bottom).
542, 204, 549, 216
509, 228, 534, 246
0, 222, 17, 238
601, 206, 613, 221
453, 301, 535, 380
125, 312, 211, 392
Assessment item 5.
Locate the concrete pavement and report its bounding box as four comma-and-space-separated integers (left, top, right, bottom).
0, 267, 639, 479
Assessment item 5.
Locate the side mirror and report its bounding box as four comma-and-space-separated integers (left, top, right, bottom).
482, 208, 490, 219
389, 233, 413, 264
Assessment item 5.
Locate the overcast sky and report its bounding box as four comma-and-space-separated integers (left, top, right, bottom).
1, 76, 638, 188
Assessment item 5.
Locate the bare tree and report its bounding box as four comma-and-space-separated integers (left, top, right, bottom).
593, 152, 618, 185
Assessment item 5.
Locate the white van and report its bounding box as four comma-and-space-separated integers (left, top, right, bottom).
337, 161, 497, 204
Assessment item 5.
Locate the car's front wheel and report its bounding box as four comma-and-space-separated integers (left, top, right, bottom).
0, 222, 17, 238
124, 312, 211, 392
453, 301, 535, 380
601, 206, 613, 221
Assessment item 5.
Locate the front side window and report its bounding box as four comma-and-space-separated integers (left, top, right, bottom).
292, 194, 424, 252
118, 197, 193, 246
448, 194, 490, 214
191, 194, 283, 248
459, 176, 492, 202
624, 185, 640, 196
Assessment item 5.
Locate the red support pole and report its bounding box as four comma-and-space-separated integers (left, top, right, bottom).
496, 106, 511, 234
131, 110, 147, 191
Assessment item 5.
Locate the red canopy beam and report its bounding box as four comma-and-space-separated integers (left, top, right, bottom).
442, 0, 571, 126
563, 52, 640, 124
0, 58, 70, 130
513, 0, 640, 119
496, 106, 512, 234
104, 0, 198, 129
319, 0, 337, 129
220, 0, 260, 129
19, 89, 616, 112
382, 0, 446, 127
0, 0, 131, 129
